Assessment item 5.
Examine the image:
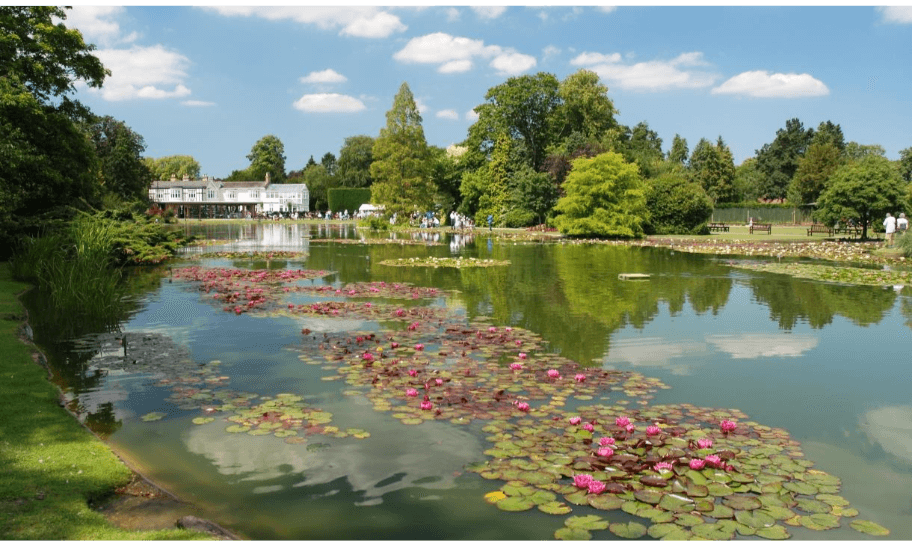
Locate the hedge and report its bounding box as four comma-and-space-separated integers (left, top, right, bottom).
327, 188, 372, 214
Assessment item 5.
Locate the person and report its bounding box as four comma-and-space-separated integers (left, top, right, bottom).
883, 212, 896, 246
898, 213, 909, 234
487, 214, 493, 231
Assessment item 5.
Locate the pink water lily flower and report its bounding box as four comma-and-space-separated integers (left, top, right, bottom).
435, 378, 443, 386
408, 369, 418, 377
395, 308, 406, 317
654, 462, 673, 472
587, 480, 606, 495
518, 352, 527, 359
362, 353, 375, 361
615, 416, 630, 427
509, 363, 523, 371
573, 474, 593, 489
488, 326, 497, 333
720, 419, 737, 433
569, 416, 582, 425
515, 401, 530, 412
574, 373, 586, 383
597, 447, 614, 458
625, 424, 635, 433
598, 437, 615, 447
697, 438, 713, 449
420, 400, 433, 410
414, 343, 425, 351
391, 342, 400, 349
582, 423, 594, 432
646, 425, 661, 436
505, 327, 512, 332
705, 455, 722, 468
689, 458, 706, 470
406, 388, 419, 397
546, 369, 560, 379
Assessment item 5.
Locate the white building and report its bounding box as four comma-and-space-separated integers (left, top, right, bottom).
148, 173, 309, 218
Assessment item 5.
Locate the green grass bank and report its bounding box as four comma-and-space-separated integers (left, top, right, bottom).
0, 263, 206, 540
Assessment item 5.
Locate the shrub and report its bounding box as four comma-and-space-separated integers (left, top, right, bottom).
897, 229, 912, 258
644, 174, 713, 235
327, 188, 372, 214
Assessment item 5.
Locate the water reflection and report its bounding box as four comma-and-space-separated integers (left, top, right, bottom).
705, 333, 819, 358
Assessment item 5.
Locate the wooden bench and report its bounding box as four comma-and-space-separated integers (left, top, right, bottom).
749, 223, 772, 235
833, 225, 862, 238
807, 224, 833, 236
708, 222, 729, 232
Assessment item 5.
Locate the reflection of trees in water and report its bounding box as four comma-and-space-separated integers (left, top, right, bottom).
749, 274, 896, 329
83, 401, 122, 437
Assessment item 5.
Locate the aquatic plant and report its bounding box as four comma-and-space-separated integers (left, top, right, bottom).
379, 257, 511, 268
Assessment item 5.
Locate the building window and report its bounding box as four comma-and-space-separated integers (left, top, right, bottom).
208, 189, 215, 199
252, 191, 259, 199
228, 192, 236, 199
171, 189, 181, 199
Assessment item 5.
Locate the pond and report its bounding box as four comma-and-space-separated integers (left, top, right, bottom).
27, 222, 912, 540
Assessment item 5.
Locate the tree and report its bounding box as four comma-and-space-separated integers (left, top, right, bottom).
320, 152, 337, 176
551, 152, 648, 238
246, 135, 286, 183
755, 118, 814, 200
688, 137, 736, 203
667, 134, 689, 165
84, 115, 152, 203
620, 121, 665, 179
644, 172, 713, 235
464, 72, 562, 171
336, 135, 374, 188
476, 133, 512, 226
787, 142, 842, 205
733, 157, 763, 203
370, 82, 433, 220
843, 142, 886, 162
143, 155, 201, 181
814, 155, 905, 239
504, 166, 558, 227
428, 145, 466, 214
811, 120, 845, 152
557, 69, 618, 141
899, 147, 912, 183
301, 164, 333, 211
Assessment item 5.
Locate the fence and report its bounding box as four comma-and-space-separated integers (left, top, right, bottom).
711, 207, 815, 225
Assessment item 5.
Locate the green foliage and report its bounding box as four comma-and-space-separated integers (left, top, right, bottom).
503, 167, 558, 227
787, 142, 842, 205
296, 164, 334, 211
246, 134, 287, 183
551, 151, 648, 238
84, 115, 152, 202
336, 135, 374, 187
428, 145, 466, 214
755, 118, 815, 200
557, 69, 618, 141
458, 168, 488, 218
327, 187, 371, 213
815, 155, 905, 239
644, 173, 713, 235
370, 82, 434, 221
899, 147, 912, 183
143, 154, 201, 181
843, 142, 885, 162
897, 229, 912, 258
688, 137, 736, 203
619, 121, 665, 179
733, 157, 763, 203
476, 133, 512, 226
811, 120, 845, 152
668, 134, 689, 164
320, 152, 337, 176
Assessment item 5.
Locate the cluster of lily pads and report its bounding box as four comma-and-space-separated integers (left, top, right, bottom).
310, 238, 442, 246
186, 250, 308, 260
379, 257, 511, 268
731, 262, 912, 287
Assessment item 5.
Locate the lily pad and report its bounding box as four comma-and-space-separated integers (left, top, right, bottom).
609, 522, 647, 539
496, 496, 536, 512
795, 498, 832, 514
849, 519, 890, 536
691, 522, 735, 540
588, 494, 624, 511
724, 495, 762, 510
634, 489, 664, 505
141, 412, 166, 422
755, 525, 791, 540
798, 513, 840, 531
192, 416, 215, 425
647, 523, 681, 539
554, 527, 591, 540
565, 515, 609, 531
538, 501, 572, 515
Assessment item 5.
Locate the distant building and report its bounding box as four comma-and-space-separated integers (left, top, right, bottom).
148, 173, 309, 218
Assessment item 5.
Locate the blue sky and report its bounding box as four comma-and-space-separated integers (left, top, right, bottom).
62, 4, 912, 179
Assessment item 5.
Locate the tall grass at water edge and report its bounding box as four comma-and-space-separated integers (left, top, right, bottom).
897, 230, 912, 258
10, 214, 126, 321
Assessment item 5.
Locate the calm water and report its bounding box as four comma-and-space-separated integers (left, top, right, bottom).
28, 223, 912, 540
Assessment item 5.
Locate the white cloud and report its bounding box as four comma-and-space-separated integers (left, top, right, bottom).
542, 45, 561, 60
878, 6, 912, 24
491, 52, 537, 76
572, 51, 718, 91
711, 70, 829, 98
471, 6, 507, 19
861, 406, 912, 465
60, 6, 138, 47
596, 6, 618, 14
90, 45, 192, 101
202, 7, 406, 38
466, 109, 479, 122
706, 334, 818, 359
293, 93, 366, 113
414, 98, 429, 115
300, 69, 347, 84
394, 32, 535, 76
603, 337, 710, 376
182, 100, 215, 107
436, 109, 459, 120
444, 7, 460, 22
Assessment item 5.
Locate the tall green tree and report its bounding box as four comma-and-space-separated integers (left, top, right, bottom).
370, 82, 433, 220
336, 135, 374, 188
733, 157, 763, 203
557, 69, 618, 141
899, 147, 912, 183
644, 172, 712, 235
143, 155, 201, 181
428, 145, 466, 214
620, 121, 664, 178
811, 120, 845, 152
84, 115, 152, 203
464, 72, 562, 171
667, 134, 689, 165
476, 132, 512, 226
504, 166, 558, 227
551, 151, 648, 238
755, 118, 814, 200
246, 135, 287, 183
302, 164, 333, 211
688, 137, 736, 203
843, 142, 886, 162
787, 142, 842, 205
814, 155, 905, 239
320, 152, 337, 176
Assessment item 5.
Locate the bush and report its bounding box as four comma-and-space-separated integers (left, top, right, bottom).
327, 188, 372, 214
644, 174, 713, 235
897, 229, 912, 257
358, 215, 389, 231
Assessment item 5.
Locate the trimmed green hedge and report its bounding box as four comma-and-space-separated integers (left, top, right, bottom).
327, 188, 372, 214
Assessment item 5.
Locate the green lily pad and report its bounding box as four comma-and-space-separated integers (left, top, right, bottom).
755, 525, 791, 540
659, 527, 693, 540
564, 490, 591, 506
588, 494, 624, 511
496, 496, 536, 512
538, 501, 572, 515
674, 513, 704, 527
707, 503, 734, 519
274, 429, 298, 438
706, 483, 734, 497
400, 417, 424, 425
502, 484, 535, 497
849, 519, 890, 536
686, 483, 708, 498
783, 481, 818, 496
192, 416, 215, 425
760, 505, 796, 521
225, 424, 250, 433
816, 493, 849, 507
724, 495, 762, 510
735, 509, 775, 529
141, 412, 166, 422
609, 521, 647, 539
691, 522, 735, 540
658, 493, 694, 512
565, 515, 609, 531
798, 513, 840, 530
795, 498, 832, 514
554, 527, 590, 540
634, 489, 664, 505
647, 523, 681, 539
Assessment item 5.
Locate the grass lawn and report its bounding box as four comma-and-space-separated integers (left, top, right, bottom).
0, 263, 207, 540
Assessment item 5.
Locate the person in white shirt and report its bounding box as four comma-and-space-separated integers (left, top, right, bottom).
883, 213, 897, 246
898, 213, 909, 234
